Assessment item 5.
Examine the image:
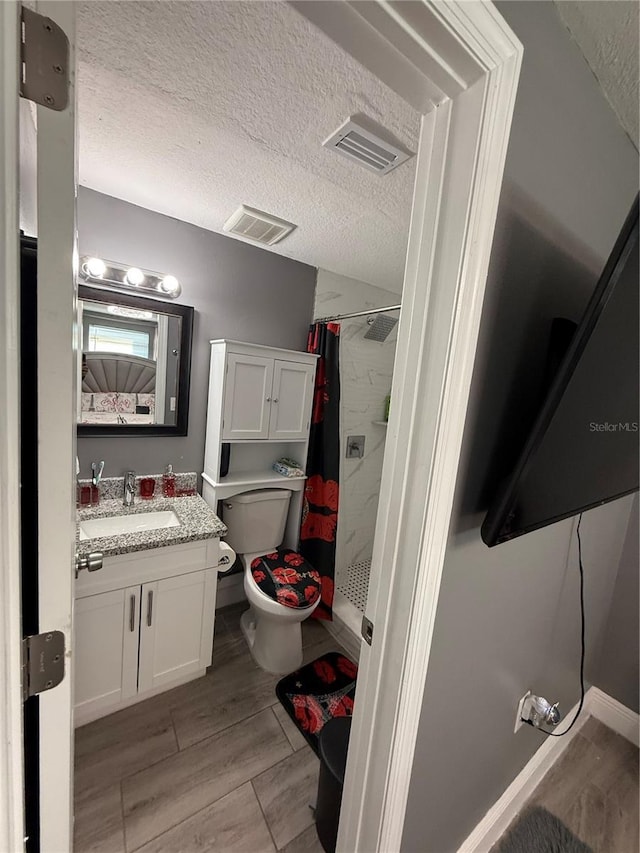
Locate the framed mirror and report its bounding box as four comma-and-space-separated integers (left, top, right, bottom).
77, 285, 194, 436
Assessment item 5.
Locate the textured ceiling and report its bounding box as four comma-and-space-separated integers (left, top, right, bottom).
554, 0, 639, 149
77, 1, 420, 293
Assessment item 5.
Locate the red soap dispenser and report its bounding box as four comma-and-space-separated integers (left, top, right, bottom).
162, 464, 176, 497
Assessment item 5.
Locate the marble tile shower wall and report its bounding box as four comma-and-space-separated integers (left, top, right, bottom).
339, 321, 397, 569
314, 270, 399, 581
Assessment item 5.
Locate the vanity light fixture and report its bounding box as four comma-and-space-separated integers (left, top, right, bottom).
79, 257, 182, 299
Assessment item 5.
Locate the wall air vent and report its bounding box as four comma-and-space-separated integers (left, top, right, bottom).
223, 205, 296, 246
323, 118, 413, 176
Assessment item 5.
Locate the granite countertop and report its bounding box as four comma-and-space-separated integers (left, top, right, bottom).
76, 494, 227, 558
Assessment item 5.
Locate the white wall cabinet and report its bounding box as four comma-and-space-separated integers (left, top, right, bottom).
222, 353, 274, 440
74, 540, 220, 727
221, 351, 315, 442
202, 341, 318, 553
269, 360, 316, 440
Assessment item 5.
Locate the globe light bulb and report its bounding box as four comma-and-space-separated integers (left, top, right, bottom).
86, 257, 106, 278
160, 275, 180, 295
125, 267, 145, 286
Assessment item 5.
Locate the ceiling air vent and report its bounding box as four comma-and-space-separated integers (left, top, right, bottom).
323, 118, 413, 176
223, 205, 296, 246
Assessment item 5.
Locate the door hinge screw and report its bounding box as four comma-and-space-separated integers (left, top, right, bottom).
20, 7, 69, 111
22, 631, 65, 701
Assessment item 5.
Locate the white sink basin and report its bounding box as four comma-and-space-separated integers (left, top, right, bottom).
79, 510, 180, 541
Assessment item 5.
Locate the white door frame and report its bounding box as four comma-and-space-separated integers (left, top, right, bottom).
35, 1, 77, 848
0, 1, 76, 849
294, 3, 522, 850
0, 1, 521, 850
0, 3, 26, 850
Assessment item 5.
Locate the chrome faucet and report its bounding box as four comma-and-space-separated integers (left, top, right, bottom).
91, 460, 104, 488
123, 471, 136, 507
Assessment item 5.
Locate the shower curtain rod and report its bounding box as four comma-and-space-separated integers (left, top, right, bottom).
316, 304, 401, 323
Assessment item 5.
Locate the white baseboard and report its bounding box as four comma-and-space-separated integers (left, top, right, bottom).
588, 687, 640, 747
457, 686, 640, 853
324, 607, 362, 662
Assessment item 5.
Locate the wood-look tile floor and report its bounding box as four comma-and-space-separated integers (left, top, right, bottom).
495, 716, 639, 853
74, 603, 340, 853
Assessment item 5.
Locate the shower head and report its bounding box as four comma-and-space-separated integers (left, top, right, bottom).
364, 313, 398, 342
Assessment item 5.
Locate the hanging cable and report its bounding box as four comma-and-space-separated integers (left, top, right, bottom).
525, 512, 586, 738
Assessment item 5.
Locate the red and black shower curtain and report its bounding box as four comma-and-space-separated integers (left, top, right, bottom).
300, 322, 340, 620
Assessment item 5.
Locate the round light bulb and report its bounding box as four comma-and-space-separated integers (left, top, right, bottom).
125, 267, 145, 286
86, 257, 106, 278
160, 275, 180, 295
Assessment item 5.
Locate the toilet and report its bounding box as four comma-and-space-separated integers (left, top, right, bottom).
223, 489, 321, 674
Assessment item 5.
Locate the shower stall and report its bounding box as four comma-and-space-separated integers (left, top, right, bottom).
315, 295, 400, 655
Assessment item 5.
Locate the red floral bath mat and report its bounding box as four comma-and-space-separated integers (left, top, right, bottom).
275, 652, 358, 755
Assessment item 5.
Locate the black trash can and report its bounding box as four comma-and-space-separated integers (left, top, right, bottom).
315, 717, 352, 853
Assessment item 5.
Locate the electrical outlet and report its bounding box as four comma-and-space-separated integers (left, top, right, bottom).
514, 690, 531, 733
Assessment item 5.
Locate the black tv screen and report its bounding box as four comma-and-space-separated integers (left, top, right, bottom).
482, 195, 639, 547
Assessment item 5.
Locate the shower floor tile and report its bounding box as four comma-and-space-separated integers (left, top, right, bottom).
338, 559, 371, 613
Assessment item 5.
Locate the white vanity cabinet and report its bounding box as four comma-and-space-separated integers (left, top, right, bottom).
75, 586, 140, 721
221, 349, 315, 441
74, 539, 218, 727
138, 570, 214, 693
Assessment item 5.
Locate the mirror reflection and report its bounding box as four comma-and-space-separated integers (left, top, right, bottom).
77, 288, 191, 432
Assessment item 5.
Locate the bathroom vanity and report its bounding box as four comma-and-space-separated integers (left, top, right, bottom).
74, 490, 226, 727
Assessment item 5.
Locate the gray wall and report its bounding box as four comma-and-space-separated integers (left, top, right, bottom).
76, 188, 316, 477
594, 495, 639, 713
401, 3, 638, 851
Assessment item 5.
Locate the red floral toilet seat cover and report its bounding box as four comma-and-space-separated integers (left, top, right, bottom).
250, 549, 321, 609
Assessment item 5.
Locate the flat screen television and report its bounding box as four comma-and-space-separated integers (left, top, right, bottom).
482, 195, 639, 547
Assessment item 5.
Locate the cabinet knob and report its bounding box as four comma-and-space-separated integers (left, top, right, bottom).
272, 398, 279, 403
266, 396, 271, 402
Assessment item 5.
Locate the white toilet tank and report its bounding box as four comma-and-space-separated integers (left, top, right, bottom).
223, 489, 292, 554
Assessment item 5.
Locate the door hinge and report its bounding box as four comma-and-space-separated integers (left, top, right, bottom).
361, 615, 374, 646
22, 631, 65, 701
20, 6, 70, 111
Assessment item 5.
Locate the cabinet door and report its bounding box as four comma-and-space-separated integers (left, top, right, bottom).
74, 586, 139, 724
138, 569, 216, 694
222, 353, 274, 440
269, 360, 316, 440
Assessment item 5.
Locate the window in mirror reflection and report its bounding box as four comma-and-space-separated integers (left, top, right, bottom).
79, 298, 182, 427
